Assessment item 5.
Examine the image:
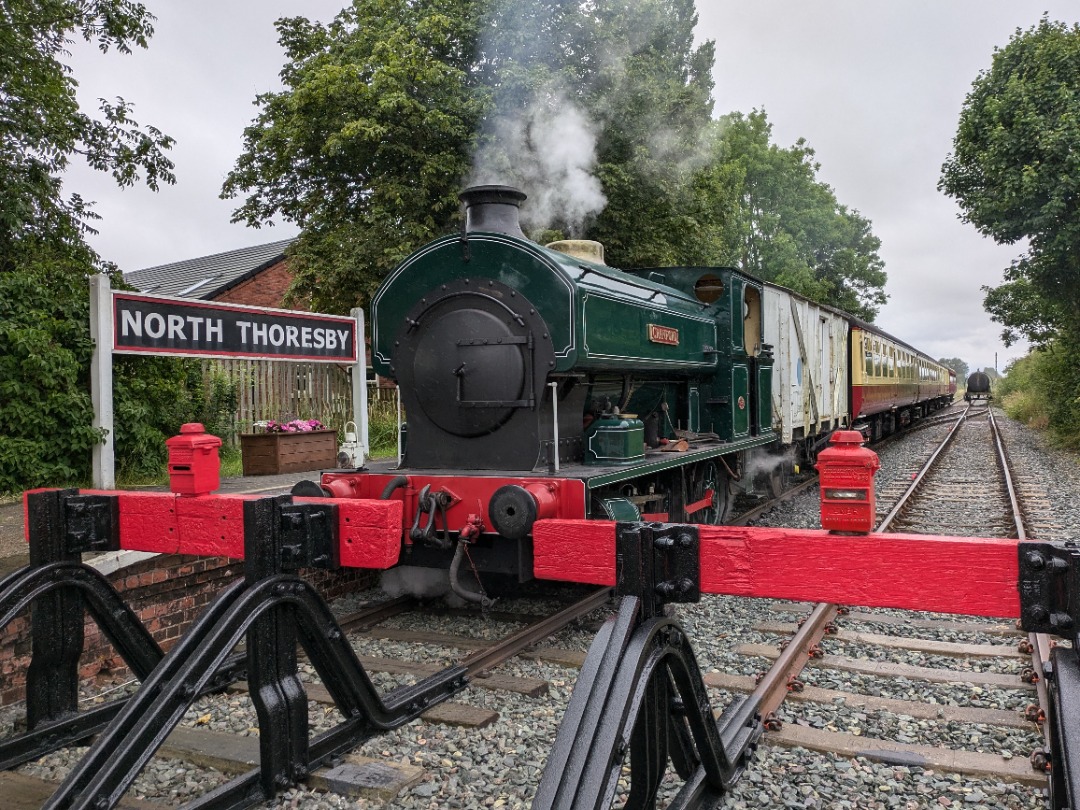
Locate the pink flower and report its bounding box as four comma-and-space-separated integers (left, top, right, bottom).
262, 418, 324, 433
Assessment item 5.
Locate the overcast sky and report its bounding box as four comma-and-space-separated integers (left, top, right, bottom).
64, 1, 1080, 374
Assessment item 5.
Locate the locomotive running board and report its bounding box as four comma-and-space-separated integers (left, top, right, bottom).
533, 523, 762, 809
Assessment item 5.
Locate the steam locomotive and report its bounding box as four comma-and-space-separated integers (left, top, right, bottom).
311, 186, 953, 600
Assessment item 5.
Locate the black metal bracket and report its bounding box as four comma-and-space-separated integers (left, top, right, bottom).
1018, 540, 1080, 810
44, 494, 470, 810
617, 522, 701, 619
1018, 541, 1080, 642
63, 493, 121, 554
534, 522, 760, 810
278, 500, 339, 570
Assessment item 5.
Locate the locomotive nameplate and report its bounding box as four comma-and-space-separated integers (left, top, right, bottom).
647, 324, 679, 346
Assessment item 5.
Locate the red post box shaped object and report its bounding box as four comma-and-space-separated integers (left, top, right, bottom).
166, 423, 222, 496
815, 430, 881, 533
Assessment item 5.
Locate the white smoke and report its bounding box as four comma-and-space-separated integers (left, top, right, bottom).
469, 82, 606, 236
742, 446, 798, 482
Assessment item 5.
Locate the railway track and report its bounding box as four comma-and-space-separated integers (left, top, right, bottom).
719, 402, 1051, 798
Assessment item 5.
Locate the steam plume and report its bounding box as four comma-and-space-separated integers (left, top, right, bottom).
469, 81, 606, 237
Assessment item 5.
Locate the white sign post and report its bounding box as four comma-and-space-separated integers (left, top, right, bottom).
90, 275, 115, 489
351, 307, 369, 461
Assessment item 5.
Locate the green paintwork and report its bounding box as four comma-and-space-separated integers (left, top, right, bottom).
370, 229, 777, 477
584, 417, 645, 465
580, 290, 715, 370
595, 497, 641, 521
732, 364, 749, 437
370, 233, 718, 378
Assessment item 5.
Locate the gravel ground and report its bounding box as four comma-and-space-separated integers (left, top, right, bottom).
3, 407, 1072, 809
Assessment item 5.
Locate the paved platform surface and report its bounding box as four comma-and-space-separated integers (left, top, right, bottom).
0, 470, 327, 576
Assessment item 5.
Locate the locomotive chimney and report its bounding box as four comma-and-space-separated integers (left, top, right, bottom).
460, 185, 527, 239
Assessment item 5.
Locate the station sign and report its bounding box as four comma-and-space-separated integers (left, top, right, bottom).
112, 293, 357, 363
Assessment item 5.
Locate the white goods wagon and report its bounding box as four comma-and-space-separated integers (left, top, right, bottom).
762, 283, 850, 447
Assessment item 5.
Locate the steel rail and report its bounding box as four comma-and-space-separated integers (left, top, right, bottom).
876, 402, 972, 531
728, 476, 819, 527
460, 586, 612, 676
337, 594, 417, 632
986, 406, 1053, 772
987, 406, 1026, 542
749, 601, 838, 726
728, 402, 968, 528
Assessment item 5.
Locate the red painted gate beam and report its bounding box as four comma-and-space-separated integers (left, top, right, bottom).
22, 491, 1020, 617
533, 520, 1019, 618
23, 489, 403, 570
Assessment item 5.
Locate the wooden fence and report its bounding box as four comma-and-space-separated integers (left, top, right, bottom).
202, 359, 395, 445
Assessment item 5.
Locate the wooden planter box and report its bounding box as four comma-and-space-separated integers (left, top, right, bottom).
240, 429, 337, 475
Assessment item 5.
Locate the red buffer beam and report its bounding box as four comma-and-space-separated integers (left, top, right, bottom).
22, 490, 403, 570
533, 520, 1020, 618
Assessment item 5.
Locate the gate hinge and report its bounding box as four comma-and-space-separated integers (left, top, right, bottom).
1018, 541, 1080, 640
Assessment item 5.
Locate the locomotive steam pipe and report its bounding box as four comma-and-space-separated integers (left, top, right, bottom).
379, 475, 408, 500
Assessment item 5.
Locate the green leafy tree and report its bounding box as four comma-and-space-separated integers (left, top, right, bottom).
940, 17, 1080, 346
0, 0, 178, 493
224, 0, 721, 309
471, 0, 740, 270
937, 357, 969, 380
710, 111, 887, 320
996, 342, 1080, 447
223, 0, 485, 313
225, 1, 885, 322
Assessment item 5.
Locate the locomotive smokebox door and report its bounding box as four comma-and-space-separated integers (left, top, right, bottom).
394, 278, 556, 470
815, 430, 880, 533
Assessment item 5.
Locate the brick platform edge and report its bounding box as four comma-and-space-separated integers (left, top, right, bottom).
0, 555, 375, 706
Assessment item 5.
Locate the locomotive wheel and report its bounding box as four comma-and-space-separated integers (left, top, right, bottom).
690, 460, 731, 525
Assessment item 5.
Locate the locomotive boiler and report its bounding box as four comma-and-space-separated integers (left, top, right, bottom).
316, 186, 777, 598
